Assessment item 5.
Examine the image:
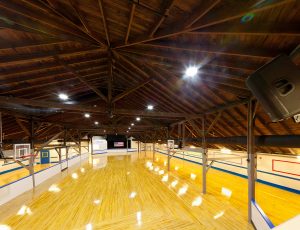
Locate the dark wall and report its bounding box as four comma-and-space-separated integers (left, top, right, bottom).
107, 135, 130, 149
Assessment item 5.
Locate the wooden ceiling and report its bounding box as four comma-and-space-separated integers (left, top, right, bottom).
0, 0, 299, 154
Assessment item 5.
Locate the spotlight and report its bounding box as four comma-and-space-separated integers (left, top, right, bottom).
131, 123, 134, 126
128, 127, 131, 130
94, 121, 99, 125
185, 66, 198, 78
147, 105, 154, 110
58, 93, 68, 100
84, 113, 90, 118
136, 117, 141, 121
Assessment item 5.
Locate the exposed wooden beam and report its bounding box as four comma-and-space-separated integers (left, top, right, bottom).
0, 47, 103, 65
188, 22, 300, 37
0, 96, 103, 113
98, 0, 110, 46
187, 119, 203, 137
183, 0, 221, 28
15, 118, 30, 136
206, 112, 222, 134
67, 0, 107, 47
54, 56, 108, 102
148, 0, 175, 37
205, 98, 250, 115
114, 0, 293, 49
139, 42, 274, 60
112, 78, 152, 103
118, 49, 260, 71
37, 0, 101, 44
125, 3, 136, 44
0, 96, 197, 118
108, 52, 113, 105
0, 1, 97, 45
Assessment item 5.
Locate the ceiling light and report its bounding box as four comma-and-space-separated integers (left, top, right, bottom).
94, 121, 99, 125
58, 93, 69, 100
128, 127, 131, 130
84, 113, 90, 118
136, 117, 141, 121
147, 105, 154, 110
126, 130, 129, 133
185, 66, 198, 78
131, 123, 134, 126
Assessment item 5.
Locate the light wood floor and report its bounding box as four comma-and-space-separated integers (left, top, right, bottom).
0, 163, 53, 186
0, 152, 298, 229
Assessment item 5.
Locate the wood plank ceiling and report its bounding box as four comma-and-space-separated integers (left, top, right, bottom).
0, 0, 299, 154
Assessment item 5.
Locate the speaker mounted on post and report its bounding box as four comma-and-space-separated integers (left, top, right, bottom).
246, 54, 300, 122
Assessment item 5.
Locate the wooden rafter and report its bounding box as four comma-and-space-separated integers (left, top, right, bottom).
67, 0, 107, 47
114, 0, 293, 48
148, 0, 176, 37
112, 78, 152, 103
125, 2, 136, 44
54, 56, 108, 102
98, 0, 110, 46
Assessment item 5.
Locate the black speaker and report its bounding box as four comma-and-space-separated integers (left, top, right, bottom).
246, 54, 300, 122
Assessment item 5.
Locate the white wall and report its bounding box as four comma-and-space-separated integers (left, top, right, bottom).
155, 144, 300, 193
0, 153, 89, 206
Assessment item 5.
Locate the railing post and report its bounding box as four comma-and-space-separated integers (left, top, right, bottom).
247, 99, 257, 223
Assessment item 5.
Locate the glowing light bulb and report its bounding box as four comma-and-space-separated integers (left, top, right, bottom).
185, 66, 198, 78
147, 105, 154, 110
58, 93, 69, 100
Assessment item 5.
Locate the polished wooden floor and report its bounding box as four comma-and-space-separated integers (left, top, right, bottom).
0, 152, 298, 229
0, 163, 52, 186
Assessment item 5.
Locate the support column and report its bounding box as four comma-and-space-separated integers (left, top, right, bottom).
182, 123, 186, 148
0, 112, 5, 163
90, 136, 93, 154
202, 116, 207, 194
247, 99, 257, 223
30, 118, 34, 150
78, 131, 81, 156
152, 142, 155, 162
167, 146, 170, 171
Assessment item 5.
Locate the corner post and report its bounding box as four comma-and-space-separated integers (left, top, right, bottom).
247, 99, 257, 223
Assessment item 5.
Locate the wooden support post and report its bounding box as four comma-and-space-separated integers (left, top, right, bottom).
78, 131, 81, 157
167, 146, 170, 171
182, 123, 186, 148
90, 136, 93, 154
247, 99, 257, 223
30, 118, 34, 150
202, 116, 207, 194
152, 142, 155, 162
66, 146, 69, 168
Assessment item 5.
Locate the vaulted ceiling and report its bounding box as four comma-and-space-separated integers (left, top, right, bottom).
0, 0, 299, 154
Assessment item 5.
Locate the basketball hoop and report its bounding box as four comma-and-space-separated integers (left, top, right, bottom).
13, 144, 31, 160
